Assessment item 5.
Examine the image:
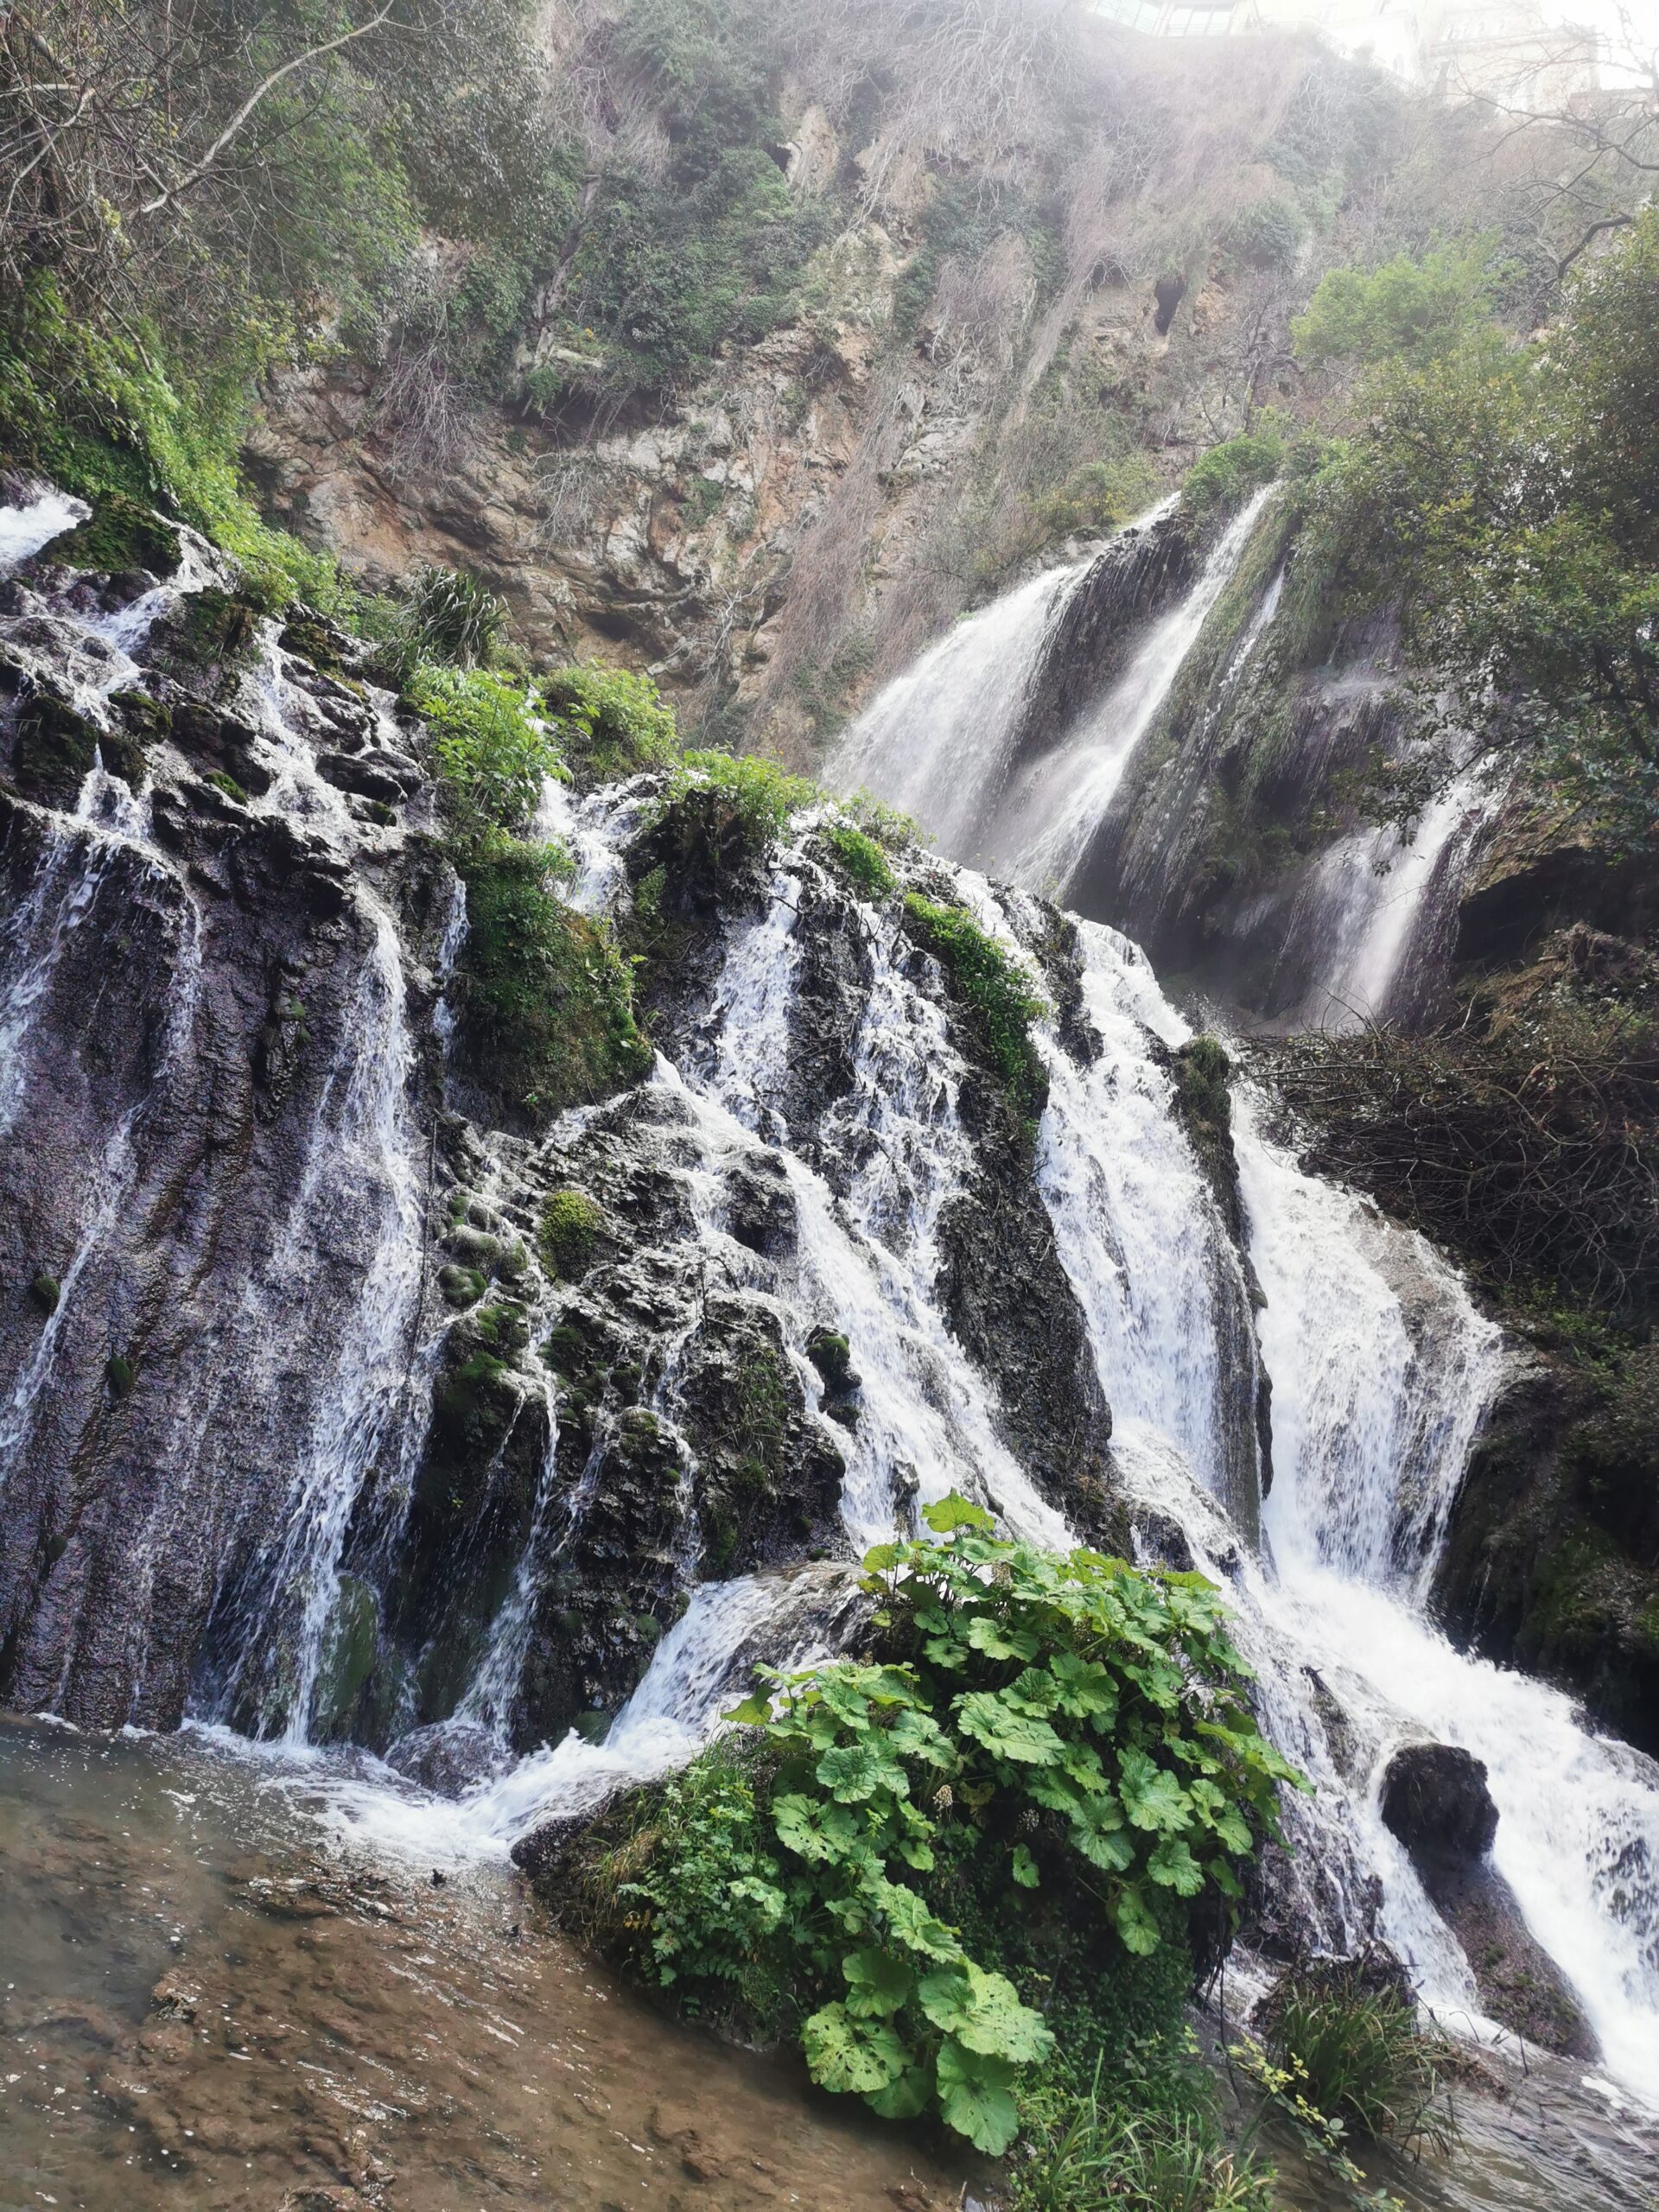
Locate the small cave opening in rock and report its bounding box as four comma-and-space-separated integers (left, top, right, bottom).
1153, 272, 1187, 335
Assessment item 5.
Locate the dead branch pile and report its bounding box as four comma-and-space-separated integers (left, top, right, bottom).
1261, 1020, 1659, 1318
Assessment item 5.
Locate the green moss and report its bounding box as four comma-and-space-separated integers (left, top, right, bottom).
821, 822, 894, 898
204, 769, 248, 805
805, 1328, 854, 1391
902, 893, 1048, 1123
438, 1264, 487, 1308
1173, 1035, 1233, 1142
543, 1323, 588, 1376
731, 1338, 791, 1497
313, 1573, 381, 1740
28, 1273, 60, 1317
108, 690, 172, 743
54, 493, 182, 578
158, 587, 262, 675
105, 1354, 137, 1400
540, 1188, 607, 1279
12, 692, 99, 800
451, 837, 651, 1128
1182, 424, 1287, 524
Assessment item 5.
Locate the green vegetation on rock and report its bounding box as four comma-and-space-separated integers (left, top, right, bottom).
449, 841, 651, 1128
1295, 213, 1659, 850
539, 1189, 607, 1281
543, 666, 680, 789
903, 893, 1048, 1125
548, 1497, 1301, 2157
820, 822, 894, 899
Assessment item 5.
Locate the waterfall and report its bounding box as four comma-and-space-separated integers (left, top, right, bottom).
827, 560, 1089, 859
989, 491, 1274, 897
826, 493, 1272, 912
6, 487, 1657, 2107
1297, 763, 1502, 1031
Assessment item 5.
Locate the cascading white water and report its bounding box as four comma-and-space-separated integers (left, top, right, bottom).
990, 490, 1275, 896
0, 514, 433, 1738
827, 492, 1272, 907
1298, 763, 1502, 1031
828, 558, 1090, 859
1028, 911, 1262, 1530
10, 492, 1656, 2107
0, 489, 86, 567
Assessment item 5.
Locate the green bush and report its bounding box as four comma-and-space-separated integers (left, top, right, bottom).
0, 276, 354, 615
1292, 239, 1500, 367
903, 893, 1049, 1123
550, 0, 832, 401
397, 565, 507, 671
564, 1498, 1301, 2156
653, 751, 818, 880
1241, 1956, 1454, 2164
1032, 455, 1160, 544
1223, 195, 1308, 274
543, 665, 680, 788
409, 666, 560, 841
1014, 2042, 1274, 2212
821, 821, 895, 898
1182, 429, 1285, 524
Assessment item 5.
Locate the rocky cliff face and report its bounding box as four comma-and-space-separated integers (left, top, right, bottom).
0, 499, 1138, 1764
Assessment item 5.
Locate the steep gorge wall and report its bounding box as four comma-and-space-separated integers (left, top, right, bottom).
245, 16, 1479, 760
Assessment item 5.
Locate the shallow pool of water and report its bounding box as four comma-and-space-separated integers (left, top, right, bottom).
0, 1719, 965, 2211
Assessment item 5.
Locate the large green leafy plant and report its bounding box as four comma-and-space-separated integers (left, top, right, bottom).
566, 1498, 1301, 2156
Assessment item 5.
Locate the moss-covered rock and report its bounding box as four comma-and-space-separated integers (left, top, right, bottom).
54, 493, 182, 579
1437, 1349, 1659, 1756
150, 586, 263, 683
450, 838, 652, 1132
539, 1187, 606, 1279
10, 690, 100, 805
28, 1272, 60, 1316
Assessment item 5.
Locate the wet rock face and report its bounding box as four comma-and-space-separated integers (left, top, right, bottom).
0, 550, 453, 1734
1379, 1738, 1596, 2058
1014, 512, 1196, 762
1436, 1353, 1659, 1761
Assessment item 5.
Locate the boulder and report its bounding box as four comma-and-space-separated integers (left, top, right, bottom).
1379, 1742, 1498, 1862
1379, 1740, 1596, 2059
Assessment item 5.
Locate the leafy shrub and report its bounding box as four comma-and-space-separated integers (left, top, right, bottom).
540, 1188, 606, 1279
1292, 240, 1499, 367
648, 751, 818, 887
1032, 455, 1160, 544
1241, 1955, 1454, 2164
409, 667, 559, 841
1223, 195, 1308, 273
1182, 429, 1285, 524
821, 821, 895, 898
399, 565, 507, 670
449, 838, 651, 1127
551, 0, 832, 402
543, 665, 679, 788
0, 277, 352, 614
563, 1498, 1301, 2155
903, 893, 1049, 1122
